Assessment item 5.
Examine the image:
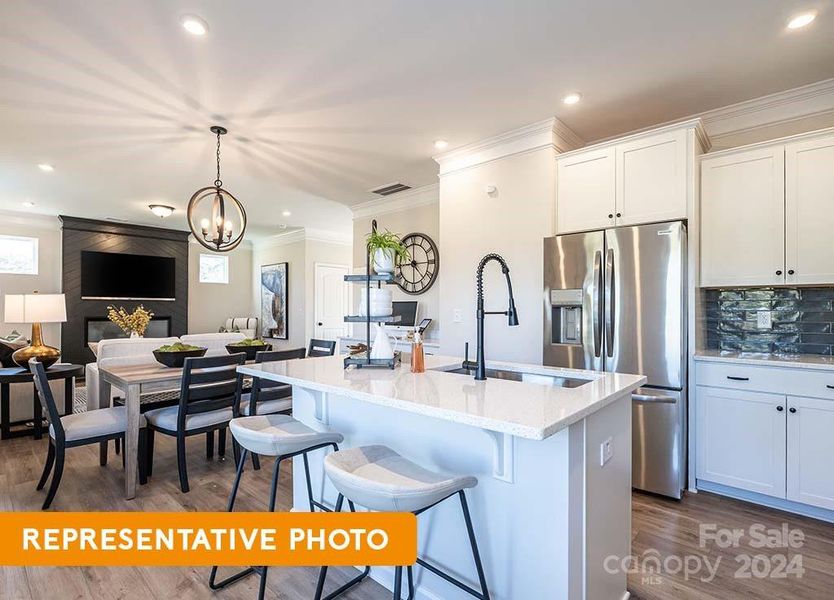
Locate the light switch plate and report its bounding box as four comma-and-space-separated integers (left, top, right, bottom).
757, 311, 773, 330
600, 437, 613, 467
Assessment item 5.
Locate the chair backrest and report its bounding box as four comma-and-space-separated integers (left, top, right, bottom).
308, 339, 336, 357
181, 332, 246, 357
256, 348, 306, 363
97, 337, 180, 366
248, 348, 304, 401
29, 359, 64, 441
178, 354, 245, 425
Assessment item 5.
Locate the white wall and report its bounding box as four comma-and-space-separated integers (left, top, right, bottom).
0, 213, 63, 348
438, 148, 556, 363
187, 243, 253, 334
352, 193, 440, 340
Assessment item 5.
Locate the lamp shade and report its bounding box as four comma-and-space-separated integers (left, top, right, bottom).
4, 294, 67, 323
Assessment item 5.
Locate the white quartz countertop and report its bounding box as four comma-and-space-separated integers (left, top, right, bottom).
239, 355, 645, 440
695, 349, 834, 371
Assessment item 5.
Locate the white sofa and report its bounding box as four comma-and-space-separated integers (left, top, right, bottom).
84, 332, 246, 408
222, 317, 258, 339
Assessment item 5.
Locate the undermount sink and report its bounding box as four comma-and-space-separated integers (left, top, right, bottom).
435, 365, 589, 388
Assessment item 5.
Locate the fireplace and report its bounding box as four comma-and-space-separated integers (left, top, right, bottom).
84, 316, 172, 345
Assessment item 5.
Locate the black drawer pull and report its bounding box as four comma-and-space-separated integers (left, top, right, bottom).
727, 376, 750, 381
827, 385, 834, 390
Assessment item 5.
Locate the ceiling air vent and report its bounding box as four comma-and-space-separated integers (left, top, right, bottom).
371, 182, 411, 196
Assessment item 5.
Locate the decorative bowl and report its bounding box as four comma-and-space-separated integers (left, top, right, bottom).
225, 342, 272, 360
152, 347, 207, 368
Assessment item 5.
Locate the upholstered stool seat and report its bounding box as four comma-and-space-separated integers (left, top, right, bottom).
229, 415, 343, 456
324, 445, 477, 513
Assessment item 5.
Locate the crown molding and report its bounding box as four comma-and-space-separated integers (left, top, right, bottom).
0, 210, 62, 230
700, 125, 834, 160
351, 183, 439, 220
700, 78, 834, 146
253, 227, 351, 250
433, 117, 583, 177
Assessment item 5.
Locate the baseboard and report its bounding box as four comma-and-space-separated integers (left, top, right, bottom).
696, 480, 834, 523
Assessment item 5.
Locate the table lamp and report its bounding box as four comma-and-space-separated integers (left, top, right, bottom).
4, 292, 67, 369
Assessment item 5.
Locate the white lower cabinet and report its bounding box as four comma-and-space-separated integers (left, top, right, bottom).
696, 386, 786, 497
786, 395, 834, 510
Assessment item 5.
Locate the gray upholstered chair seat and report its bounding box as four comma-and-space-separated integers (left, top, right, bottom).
229, 415, 343, 457
238, 392, 292, 416
144, 405, 233, 432
324, 445, 478, 513
51, 406, 146, 442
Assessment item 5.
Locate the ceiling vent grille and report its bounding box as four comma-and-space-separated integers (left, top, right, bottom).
371, 182, 411, 196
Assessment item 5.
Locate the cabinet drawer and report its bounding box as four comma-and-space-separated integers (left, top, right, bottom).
696, 360, 834, 400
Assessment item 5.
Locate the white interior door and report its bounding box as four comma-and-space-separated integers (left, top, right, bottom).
314, 263, 349, 341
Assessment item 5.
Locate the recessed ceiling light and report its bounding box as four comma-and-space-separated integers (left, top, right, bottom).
22, 201, 35, 208
282, 210, 291, 217
433, 139, 449, 150
562, 92, 582, 105
38, 163, 54, 172
787, 11, 817, 29
181, 15, 208, 36
149, 204, 175, 218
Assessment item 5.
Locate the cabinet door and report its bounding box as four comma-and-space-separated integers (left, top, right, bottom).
696, 386, 786, 497
700, 147, 785, 287
615, 129, 687, 226
785, 135, 834, 285
786, 395, 834, 510
556, 147, 615, 234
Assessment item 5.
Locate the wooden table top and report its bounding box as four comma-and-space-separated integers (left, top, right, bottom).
98, 362, 189, 387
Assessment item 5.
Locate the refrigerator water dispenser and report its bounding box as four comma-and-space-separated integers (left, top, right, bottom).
550, 289, 583, 345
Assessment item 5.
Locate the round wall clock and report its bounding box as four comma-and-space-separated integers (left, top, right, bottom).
396, 232, 439, 295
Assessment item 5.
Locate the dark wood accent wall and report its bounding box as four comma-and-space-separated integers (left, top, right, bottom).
60, 216, 191, 365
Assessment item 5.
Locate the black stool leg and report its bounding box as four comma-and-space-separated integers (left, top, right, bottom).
209, 449, 254, 591
303, 452, 315, 512
460, 491, 490, 600
314, 494, 370, 600
393, 567, 402, 600
37, 440, 55, 490
406, 566, 414, 600
251, 452, 261, 470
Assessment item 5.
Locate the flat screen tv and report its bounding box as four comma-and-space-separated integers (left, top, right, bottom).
81, 251, 176, 300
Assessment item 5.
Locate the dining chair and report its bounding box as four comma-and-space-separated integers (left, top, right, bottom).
29, 359, 147, 510
307, 339, 336, 357
144, 353, 245, 493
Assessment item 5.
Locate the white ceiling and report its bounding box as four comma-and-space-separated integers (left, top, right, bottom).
1, 0, 833, 236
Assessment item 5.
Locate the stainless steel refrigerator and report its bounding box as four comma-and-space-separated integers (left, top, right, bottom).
543, 221, 686, 499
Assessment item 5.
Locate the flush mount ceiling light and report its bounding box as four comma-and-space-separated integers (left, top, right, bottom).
187, 125, 247, 253
22, 201, 35, 208
181, 14, 208, 35
282, 210, 291, 217
149, 204, 174, 218
433, 139, 449, 150
562, 92, 582, 105
787, 11, 817, 29
37, 163, 54, 172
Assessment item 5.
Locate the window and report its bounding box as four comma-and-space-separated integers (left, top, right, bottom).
0, 235, 38, 275
199, 253, 229, 284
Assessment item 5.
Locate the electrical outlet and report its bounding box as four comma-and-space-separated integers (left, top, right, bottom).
600, 437, 613, 467
453, 309, 463, 323
757, 311, 773, 330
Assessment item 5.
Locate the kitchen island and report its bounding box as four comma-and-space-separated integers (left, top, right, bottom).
239, 354, 645, 600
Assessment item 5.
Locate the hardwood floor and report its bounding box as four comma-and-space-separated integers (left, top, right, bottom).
1, 434, 833, 600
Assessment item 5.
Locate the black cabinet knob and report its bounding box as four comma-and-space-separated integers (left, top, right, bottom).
317, 322, 323, 326
789, 407, 797, 414
777, 406, 784, 412
788, 269, 795, 275
608, 214, 614, 219
776, 270, 783, 276
616, 212, 622, 218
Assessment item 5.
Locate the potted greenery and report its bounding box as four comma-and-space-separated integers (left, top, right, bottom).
367, 229, 409, 274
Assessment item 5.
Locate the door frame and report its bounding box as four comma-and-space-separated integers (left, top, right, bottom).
313, 262, 351, 340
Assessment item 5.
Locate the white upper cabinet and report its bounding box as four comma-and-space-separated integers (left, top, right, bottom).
615, 129, 687, 227
701, 147, 785, 287
785, 135, 834, 285
556, 147, 615, 234
555, 122, 699, 235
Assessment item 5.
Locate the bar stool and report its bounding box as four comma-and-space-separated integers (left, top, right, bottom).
208, 414, 344, 600
314, 445, 490, 600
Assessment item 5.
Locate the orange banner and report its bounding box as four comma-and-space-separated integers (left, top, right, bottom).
0, 512, 416, 567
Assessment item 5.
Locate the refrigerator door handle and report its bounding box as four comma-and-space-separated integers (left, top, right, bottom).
592, 250, 602, 358
605, 248, 615, 358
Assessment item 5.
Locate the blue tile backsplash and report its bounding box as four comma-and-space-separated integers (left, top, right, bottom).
704, 287, 834, 355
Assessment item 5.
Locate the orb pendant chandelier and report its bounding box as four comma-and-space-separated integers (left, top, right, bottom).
187, 125, 247, 252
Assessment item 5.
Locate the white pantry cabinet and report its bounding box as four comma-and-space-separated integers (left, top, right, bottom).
695, 357, 834, 515
696, 386, 786, 497
700, 129, 834, 287
555, 121, 702, 234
